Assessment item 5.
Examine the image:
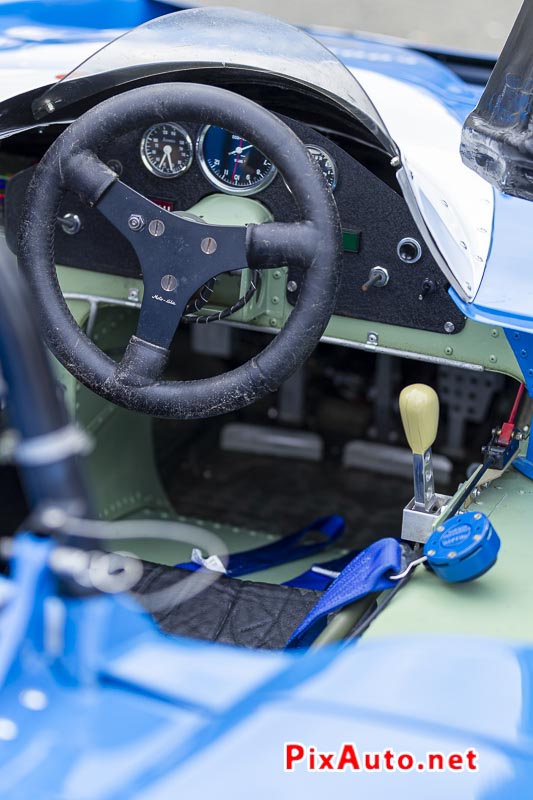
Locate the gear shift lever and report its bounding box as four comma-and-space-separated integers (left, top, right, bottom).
400, 384, 450, 543
400, 384, 439, 512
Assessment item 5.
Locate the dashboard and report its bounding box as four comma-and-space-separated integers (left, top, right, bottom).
3, 95, 465, 336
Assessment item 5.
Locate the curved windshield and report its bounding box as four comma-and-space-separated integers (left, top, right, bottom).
32, 7, 397, 155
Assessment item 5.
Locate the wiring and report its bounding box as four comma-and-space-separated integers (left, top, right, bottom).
181, 269, 262, 324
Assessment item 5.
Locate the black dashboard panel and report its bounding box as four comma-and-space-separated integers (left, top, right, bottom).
5, 112, 464, 335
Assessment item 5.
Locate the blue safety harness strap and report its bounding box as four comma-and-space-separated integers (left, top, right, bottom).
176, 515, 345, 577
286, 537, 402, 649
283, 552, 357, 591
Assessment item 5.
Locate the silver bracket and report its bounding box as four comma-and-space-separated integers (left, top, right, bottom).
401, 493, 451, 544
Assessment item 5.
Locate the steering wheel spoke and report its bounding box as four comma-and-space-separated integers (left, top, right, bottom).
96, 180, 250, 348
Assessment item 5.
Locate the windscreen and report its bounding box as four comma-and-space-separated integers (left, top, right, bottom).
31, 6, 397, 155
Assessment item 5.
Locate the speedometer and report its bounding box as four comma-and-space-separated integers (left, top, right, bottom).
140, 122, 193, 178
197, 125, 277, 195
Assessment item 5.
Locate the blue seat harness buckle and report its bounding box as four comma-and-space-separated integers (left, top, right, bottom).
424, 511, 500, 583
287, 511, 501, 649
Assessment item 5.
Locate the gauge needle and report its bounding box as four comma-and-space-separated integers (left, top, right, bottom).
230, 139, 243, 184
160, 144, 174, 170
228, 143, 253, 156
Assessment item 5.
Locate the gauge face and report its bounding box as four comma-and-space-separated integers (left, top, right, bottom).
306, 145, 338, 191
197, 125, 277, 195
140, 122, 193, 178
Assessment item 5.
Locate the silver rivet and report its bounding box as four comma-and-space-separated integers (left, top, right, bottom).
390, 156, 401, 168
448, 551, 457, 559
149, 219, 165, 237
474, 513, 482, 520
127, 288, 140, 303
444, 321, 455, 334
0, 718, 18, 740
427, 549, 436, 557
20, 689, 48, 711
287, 280, 298, 293
201, 237, 217, 255
437, 525, 445, 532
128, 214, 145, 232
161, 275, 178, 292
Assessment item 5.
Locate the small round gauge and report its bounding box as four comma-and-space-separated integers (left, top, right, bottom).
197, 125, 277, 195
140, 122, 193, 179
306, 144, 338, 191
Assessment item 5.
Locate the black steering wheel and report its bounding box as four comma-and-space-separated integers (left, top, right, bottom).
19, 83, 342, 419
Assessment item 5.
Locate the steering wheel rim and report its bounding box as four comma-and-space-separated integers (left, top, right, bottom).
18, 83, 342, 419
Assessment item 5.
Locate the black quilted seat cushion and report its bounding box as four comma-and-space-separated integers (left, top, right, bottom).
134, 561, 321, 650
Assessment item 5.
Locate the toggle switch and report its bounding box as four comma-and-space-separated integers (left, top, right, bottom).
362, 266, 389, 292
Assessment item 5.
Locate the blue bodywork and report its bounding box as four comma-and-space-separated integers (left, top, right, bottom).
3, 534, 533, 798
1, 3, 533, 797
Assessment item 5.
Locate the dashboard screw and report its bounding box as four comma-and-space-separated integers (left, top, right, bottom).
161, 275, 177, 292
149, 219, 165, 237
128, 214, 145, 232
444, 321, 455, 334
201, 237, 217, 255
287, 280, 298, 292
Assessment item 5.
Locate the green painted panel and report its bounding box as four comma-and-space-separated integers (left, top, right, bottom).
367, 464, 533, 642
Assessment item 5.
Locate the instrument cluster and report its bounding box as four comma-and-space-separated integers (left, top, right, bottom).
139, 121, 338, 194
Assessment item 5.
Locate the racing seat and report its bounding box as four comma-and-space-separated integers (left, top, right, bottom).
134, 561, 321, 650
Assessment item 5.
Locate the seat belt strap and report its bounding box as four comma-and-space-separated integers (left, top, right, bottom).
176, 514, 345, 577
283, 551, 357, 591
286, 537, 402, 649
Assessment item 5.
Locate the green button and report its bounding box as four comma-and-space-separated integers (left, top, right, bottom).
342, 229, 361, 253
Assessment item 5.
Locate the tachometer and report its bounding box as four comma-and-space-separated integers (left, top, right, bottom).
140, 122, 193, 178
306, 145, 338, 191
197, 125, 277, 195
